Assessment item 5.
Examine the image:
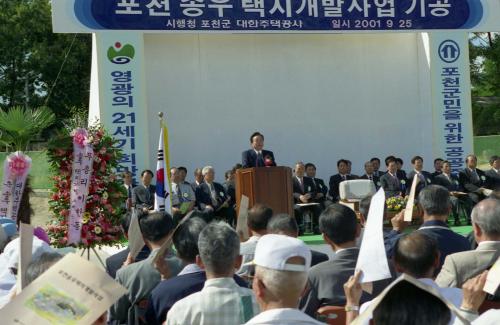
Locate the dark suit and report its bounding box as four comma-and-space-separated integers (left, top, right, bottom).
223, 180, 236, 207
300, 248, 391, 317
385, 220, 471, 272
459, 168, 489, 204
485, 168, 500, 191
418, 220, 472, 271
242, 149, 276, 168
434, 173, 473, 223
373, 170, 385, 178
132, 184, 155, 209
360, 174, 380, 189
379, 172, 402, 198
311, 250, 329, 267
145, 271, 248, 325
293, 176, 317, 200
397, 169, 407, 183
405, 170, 433, 197
328, 174, 358, 201
293, 176, 321, 233
195, 182, 235, 225
190, 181, 203, 192
311, 178, 328, 197
432, 171, 442, 178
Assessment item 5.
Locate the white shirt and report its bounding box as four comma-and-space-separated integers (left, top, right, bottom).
453, 309, 500, 325
167, 277, 259, 325
178, 263, 203, 276
237, 236, 261, 277
359, 278, 462, 325
245, 308, 324, 325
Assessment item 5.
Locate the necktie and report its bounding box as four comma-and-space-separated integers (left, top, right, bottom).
299, 177, 304, 192
342, 175, 346, 181
210, 184, 218, 206
127, 185, 132, 199
257, 152, 264, 167
472, 170, 479, 183
176, 184, 182, 201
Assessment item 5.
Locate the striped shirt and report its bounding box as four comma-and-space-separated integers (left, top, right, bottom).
167, 277, 259, 325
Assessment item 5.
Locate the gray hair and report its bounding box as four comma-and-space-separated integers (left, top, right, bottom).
25, 252, 63, 286
418, 185, 450, 216
267, 214, 298, 236
202, 166, 214, 176
198, 221, 240, 275
255, 265, 307, 298
471, 199, 500, 237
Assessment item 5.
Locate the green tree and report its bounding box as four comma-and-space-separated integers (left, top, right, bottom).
0, 106, 55, 151
469, 33, 500, 135
0, 0, 91, 123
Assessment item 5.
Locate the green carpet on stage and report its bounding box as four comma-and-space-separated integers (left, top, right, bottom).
300, 225, 473, 245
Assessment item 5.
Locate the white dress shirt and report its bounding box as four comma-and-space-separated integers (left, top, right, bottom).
245, 308, 324, 325
237, 236, 261, 277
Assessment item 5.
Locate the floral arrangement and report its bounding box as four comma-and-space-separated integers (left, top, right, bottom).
46, 126, 127, 248
386, 196, 408, 212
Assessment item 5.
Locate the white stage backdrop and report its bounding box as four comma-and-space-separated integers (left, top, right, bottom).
141, 33, 435, 182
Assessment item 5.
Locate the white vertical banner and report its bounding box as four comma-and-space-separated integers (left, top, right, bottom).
429, 32, 473, 174
94, 32, 150, 183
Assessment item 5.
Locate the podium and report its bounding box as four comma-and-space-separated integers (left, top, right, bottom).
235, 167, 293, 217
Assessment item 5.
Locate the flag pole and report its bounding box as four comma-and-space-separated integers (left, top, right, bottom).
157, 112, 173, 214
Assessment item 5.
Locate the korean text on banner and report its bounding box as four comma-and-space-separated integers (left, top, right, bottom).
68, 129, 94, 245
0, 152, 32, 221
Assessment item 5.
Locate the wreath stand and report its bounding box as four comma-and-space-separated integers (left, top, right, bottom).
80, 246, 106, 268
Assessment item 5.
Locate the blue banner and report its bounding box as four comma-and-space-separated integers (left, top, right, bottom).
430, 32, 473, 173
74, 0, 484, 31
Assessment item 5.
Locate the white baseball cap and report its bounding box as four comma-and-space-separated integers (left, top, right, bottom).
251, 234, 311, 272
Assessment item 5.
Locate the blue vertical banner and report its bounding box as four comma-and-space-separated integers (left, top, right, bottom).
430, 32, 473, 174
95, 32, 150, 181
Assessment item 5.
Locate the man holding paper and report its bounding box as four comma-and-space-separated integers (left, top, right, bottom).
110, 212, 181, 324
386, 186, 471, 267
436, 198, 500, 292
347, 231, 463, 325
299, 204, 389, 317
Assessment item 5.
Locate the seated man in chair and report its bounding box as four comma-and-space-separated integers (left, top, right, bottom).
293, 162, 321, 234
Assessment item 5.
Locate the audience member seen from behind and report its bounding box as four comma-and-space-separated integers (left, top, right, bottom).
356, 195, 407, 251
245, 234, 323, 325
167, 222, 259, 325
267, 214, 328, 266
237, 204, 273, 279
145, 216, 209, 325
350, 232, 462, 325
385, 185, 471, 266
436, 198, 500, 291
299, 204, 389, 317
110, 211, 181, 325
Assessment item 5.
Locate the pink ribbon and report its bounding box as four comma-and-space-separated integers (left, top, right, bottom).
67, 129, 94, 245
0, 152, 32, 221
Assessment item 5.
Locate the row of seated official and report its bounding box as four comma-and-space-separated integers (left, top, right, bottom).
127, 167, 235, 227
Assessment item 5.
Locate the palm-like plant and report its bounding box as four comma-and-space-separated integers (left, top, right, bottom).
0, 106, 56, 151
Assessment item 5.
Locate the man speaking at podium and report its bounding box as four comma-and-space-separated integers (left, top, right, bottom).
242, 131, 277, 168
